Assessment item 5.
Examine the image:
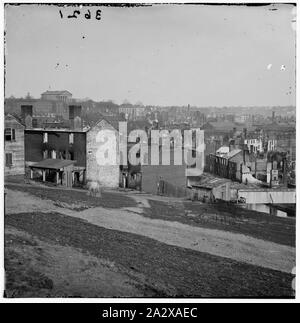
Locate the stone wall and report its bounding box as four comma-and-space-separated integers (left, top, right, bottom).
86, 119, 120, 188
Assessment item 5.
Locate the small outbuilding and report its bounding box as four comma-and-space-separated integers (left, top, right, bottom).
29, 158, 76, 187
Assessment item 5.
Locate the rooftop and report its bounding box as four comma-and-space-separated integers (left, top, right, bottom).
191, 172, 232, 189
25, 128, 89, 133
30, 159, 76, 170
41, 90, 72, 96
226, 149, 242, 159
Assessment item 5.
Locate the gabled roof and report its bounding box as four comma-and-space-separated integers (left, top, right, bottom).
30, 159, 76, 170
216, 146, 229, 155
226, 149, 242, 159
5, 113, 25, 127
89, 115, 125, 131
102, 115, 125, 131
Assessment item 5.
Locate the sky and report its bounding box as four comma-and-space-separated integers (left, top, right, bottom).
4, 3, 296, 107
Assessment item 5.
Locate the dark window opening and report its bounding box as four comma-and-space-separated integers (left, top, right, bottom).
5, 153, 13, 166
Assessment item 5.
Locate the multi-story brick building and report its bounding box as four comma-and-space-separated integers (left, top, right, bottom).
24, 106, 121, 188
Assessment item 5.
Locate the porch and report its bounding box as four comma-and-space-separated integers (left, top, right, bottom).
29, 159, 76, 188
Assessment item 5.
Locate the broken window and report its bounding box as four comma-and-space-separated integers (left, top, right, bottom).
5, 128, 15, 141
5, 153, 13, 166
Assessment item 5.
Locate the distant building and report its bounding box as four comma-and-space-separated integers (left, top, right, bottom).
119, 104, 146, 121
267, 139, 277, 151
216, 146, 230, 157
206, 147, 250, 181
41, 90, 72, 102
244, 138, 264, 154
202, 121, 239, 134
4, 114, 25, 176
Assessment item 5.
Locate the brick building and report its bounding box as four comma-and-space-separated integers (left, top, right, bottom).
24, 106, 121, 188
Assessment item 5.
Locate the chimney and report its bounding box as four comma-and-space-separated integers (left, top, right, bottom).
243, 144, 248, 164
73, 115, 82, 130
24, 114, 33, 129
229, 139, 235, 152
21, 105, 33, 122
69, 105, 82, 129
282, 157, 288, 187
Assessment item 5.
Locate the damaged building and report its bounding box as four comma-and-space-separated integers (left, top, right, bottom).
24, 104, 120, 188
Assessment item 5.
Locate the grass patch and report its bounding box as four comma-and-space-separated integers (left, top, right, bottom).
5, 184, 137, 209
143, 200, 295, 247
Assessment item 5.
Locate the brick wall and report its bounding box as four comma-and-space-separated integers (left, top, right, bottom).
86, 119, 120, 188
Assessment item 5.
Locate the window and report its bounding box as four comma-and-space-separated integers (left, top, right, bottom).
5, 153, 13, 166
5, 128, 15, 141
69, 133, 74, 144
43, 132, 48, 143
32, 118, 38, 128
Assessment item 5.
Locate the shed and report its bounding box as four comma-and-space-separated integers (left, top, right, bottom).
29, 158, 76, 187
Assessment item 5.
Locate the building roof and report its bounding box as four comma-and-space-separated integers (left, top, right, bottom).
216, 146, 229, 155
193, 178, 231, 190
202, 121, 240, 132
191, 172, 231, 189
226, 149, 242, 159
30, 159, 76, 170
261, 122, 295, 132
25, 128, 88, 133
102, 115, 125, 131
5, 113, 25, 127
41, 90, 72, 96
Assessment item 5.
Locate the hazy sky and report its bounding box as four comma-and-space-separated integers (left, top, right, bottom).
5, 3, 296, 106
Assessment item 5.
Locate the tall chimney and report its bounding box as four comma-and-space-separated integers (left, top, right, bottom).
21, 105, 33, 121
243, 144, 248, 164
69, 105, 82, 129
282, 157, 288, 187
24, 114, 33, 129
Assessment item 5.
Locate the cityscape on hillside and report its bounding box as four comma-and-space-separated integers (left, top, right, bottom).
5, 90, 296, 215
3, 3, 296, 301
